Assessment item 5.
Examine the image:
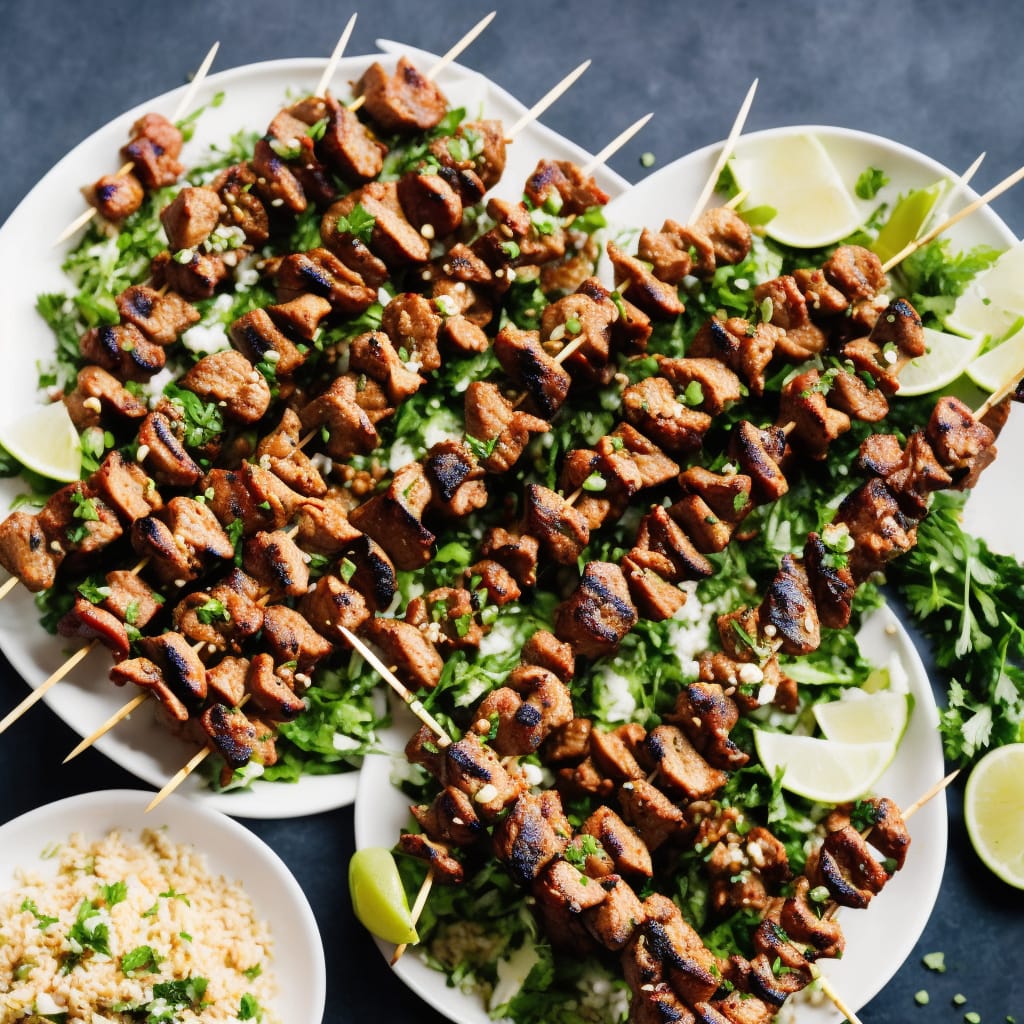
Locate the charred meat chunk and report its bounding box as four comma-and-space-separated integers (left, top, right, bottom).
688, 316, 780, 398
555, 561, 637, 659
64, 366, 148, 431
91, 449, 163, 523
261, 605, 334, 673
341, 535, 397, 612
121, 113, 184, 188
274, 247, 377, 315
645, 725, 727, 799
668, 682, 748, 770
255, 408, 327, 498
618, 778, 687, 852
833, 478, 917, 581
810, 824, 890, 909
803, 531, 856, 631
493, 324, 571, 418
424, 441, 487, 519
299, 375, 386, 461
131, 496, 232, 585
656, 356, 742, 417
464, 381, 550, 473
624, 376, 711, 454
229, 308, 307, 379
380, 292, 443, 372
357, 57, 448, 133
729, 421, 789, 505
319, 93, 386, 183
759, 554, 820, 655
524, 158, 610, 216
58, 597, 131, 661
89, 172, 144, 221
246, 652, 305, 721
823, 244, 887, 301
607, 240, 685, 320
160, 185, 222, 251
181, 350, 272, 424
150, 248, 230, 302
349, 462, 435, 571
243, 529, 310, 599
362, 616, 443, 690
493, 790, 572, 887
926, 395, 997, 486
480, 527, 540, 588
116, 285, 199, 346
349, 330, 423, 404
523, 484, 590, 565
299, 573, 371, 639
80, 323, 166, 382
136, 412, 203, 488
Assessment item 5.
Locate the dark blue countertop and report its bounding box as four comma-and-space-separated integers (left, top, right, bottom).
2, 1, 1022, 1021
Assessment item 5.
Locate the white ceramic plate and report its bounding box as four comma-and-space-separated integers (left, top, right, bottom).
0, 50, 629, 817
0, 788, 325, 1023
350, 120, 1024, 1021
601, 125, 1023, 561
355, 606, 946, 1024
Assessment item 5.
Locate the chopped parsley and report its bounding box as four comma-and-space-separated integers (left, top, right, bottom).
855, 166, 890, 199
332, 203, 376, 246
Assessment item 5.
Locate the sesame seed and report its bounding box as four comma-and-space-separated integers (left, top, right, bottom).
174, 579, 186, 588
475, 783, 498, 803
271, 197, 284, 207
135, 444, 150, 462
82, 396, 103, 413
420, 224, 435, 239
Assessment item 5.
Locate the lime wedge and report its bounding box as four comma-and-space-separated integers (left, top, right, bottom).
0, 401, 81, 483
753, 729, 895, 804
348, 847, 419, 945
946, 243, 1024, 341
871, 182, 944, 265
965, 326, 1024, 392
813, 690, 911, 747
896, 326, 983, 397
964, 744, 1024, 889
730, 133, 862, 249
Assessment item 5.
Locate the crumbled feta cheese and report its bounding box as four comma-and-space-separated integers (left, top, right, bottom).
181, 321, 230, 354
597, 666, 637, 723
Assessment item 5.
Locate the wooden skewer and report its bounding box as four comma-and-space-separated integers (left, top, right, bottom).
0, 575, 18, 601
390, 865, 435, 965
339, 626, 453, 745
687, 78, 759, 224
348, 11, 496, 113
579, 112, 654, 178
0, 642, 95, 736
814, 972, 864, 1024
506, 61, 592, 142
903, 768, 960, 819
976, 350, 1024, 419
882, 159, 1024, 272
426, 11, 496, 81
54, 42, 220, 247
314, 13, 359, 100
63, 692, 148, 763
145, 738, 216, 813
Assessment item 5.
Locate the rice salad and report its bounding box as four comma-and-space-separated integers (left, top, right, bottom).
0, 828, 277, 1022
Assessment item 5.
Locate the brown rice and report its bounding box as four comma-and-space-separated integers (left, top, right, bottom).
0, 827, 278, 1023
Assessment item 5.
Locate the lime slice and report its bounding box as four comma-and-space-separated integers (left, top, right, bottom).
0, 400, 81, 483
753, 729, 895, 804
871, 182, 944, 265
348, 847, 419, 945
730, 133, 862, 249
946, 243, 1024, 340
896, 326, 983, 397
964, 744, 1024, 889
813, 690, 911, 747
965, 325, 1024, 392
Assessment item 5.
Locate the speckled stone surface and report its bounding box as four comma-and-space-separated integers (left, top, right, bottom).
1, 1, 1022, 1021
